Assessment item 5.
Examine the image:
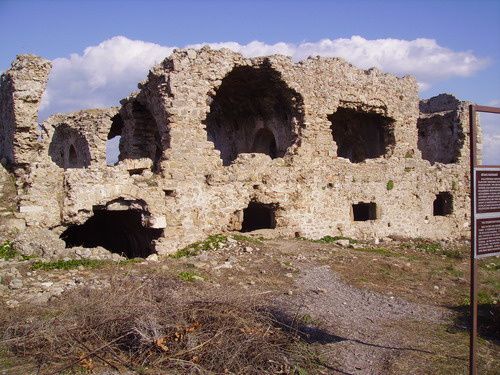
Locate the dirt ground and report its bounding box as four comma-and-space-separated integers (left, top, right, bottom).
1, 234, 499, 374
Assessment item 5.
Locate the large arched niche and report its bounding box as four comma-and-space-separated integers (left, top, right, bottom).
204, 62, 304, 166
48, 124, 91, 169
120, 100, 169, 173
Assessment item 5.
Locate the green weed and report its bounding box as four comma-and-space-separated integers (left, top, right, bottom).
31, 259, 109, 271
386, 180, 394, 191
0, 241, 16, 260
171, 234, 228, 258
313, 236, 357, 244
178, 271, 203, 282
230, 234, 263, 245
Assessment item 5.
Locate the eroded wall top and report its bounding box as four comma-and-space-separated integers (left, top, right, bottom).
0, 55, 51, 168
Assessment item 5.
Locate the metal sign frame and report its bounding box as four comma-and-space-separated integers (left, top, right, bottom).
473, 167, 500, 259
469, 104, 500, 375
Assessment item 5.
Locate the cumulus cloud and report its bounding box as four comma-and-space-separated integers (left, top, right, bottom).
39, 36, 173, 119
39, 35, 489, 120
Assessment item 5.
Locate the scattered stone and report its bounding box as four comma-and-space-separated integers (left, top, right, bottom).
8, 278, 23, 289
146, 254, 159, 262
336, 239, 350, 247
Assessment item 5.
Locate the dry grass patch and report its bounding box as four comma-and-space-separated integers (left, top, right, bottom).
0, 275, 319, 374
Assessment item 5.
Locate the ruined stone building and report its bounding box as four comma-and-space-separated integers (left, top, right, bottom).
0, 48, 478, 258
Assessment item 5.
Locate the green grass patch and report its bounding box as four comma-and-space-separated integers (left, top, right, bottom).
414, 241, 442, 254
0, 241, 16, 260
178, 271, 204, 282
463, 290, 498, 306
313, 235, 357, 244
410, 240, 465, 259
31, 259, 109, 271
479, 258, 500, 271
445, 264, 464, 278
171, 234, 227, 258
230, 234, 264, 245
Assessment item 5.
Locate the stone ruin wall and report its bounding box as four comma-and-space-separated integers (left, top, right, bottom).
0, 47, 479, 257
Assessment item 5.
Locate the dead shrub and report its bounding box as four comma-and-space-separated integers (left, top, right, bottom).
1, 276, 315, 374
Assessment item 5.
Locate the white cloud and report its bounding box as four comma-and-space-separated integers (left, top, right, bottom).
39, 36, 173, 119
39, 35, 489, 120
483, 135, 500, 165
480, 112, 500, 165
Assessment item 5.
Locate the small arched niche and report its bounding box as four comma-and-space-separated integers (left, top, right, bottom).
48, 124, 91, 169
205, 62, 304, 166
328, 107, 395, 163
60, 199, 163, 258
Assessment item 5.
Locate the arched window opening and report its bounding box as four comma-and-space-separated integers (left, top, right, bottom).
328, 108, 395, 163
48, 124, 91, 169
205, 63, 304, 166
60, 202, 163, 258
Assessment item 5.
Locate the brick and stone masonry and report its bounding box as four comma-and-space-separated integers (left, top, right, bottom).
0, 47, 479, 257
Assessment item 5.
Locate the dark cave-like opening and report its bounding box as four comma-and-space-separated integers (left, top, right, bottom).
240, 202, 276, 232
433, 192, 453, 216
328, 108, 395, 163
352, 202, 378, 221
60, 209, 163, 258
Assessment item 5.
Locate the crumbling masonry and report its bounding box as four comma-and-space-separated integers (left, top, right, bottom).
0, 48, 480, 257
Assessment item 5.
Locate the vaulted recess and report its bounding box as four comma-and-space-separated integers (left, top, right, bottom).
205, 63, 304, 165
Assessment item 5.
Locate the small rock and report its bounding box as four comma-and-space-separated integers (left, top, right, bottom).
285, 272, 293, 278
287, 290, 293, 295
336, 239, 350, 247
244, 246, 253, 253
214, 261, 233, 270
146, 254, 159, 262
40, 281, 54, 289
374, 237, 380, 245
6, 300, 19, 308
9, 278, 23, 289
313, 288, 327, 294
433, 285, 439, 290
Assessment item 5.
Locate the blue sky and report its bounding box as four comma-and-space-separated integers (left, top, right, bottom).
0, 0, 499, 162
